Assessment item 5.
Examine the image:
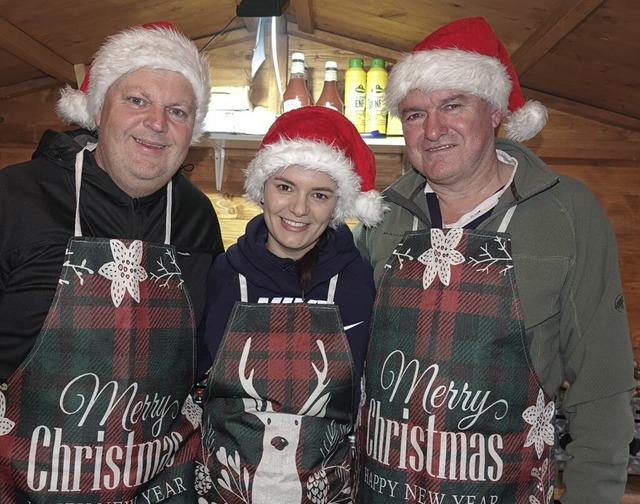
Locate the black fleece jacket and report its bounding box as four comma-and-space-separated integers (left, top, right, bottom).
0, 129, 224, 382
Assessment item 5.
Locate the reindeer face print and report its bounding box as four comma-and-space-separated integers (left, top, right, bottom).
239, 337, 331, 504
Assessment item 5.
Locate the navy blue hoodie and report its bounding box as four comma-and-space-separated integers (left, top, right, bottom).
197, 214, 375, 401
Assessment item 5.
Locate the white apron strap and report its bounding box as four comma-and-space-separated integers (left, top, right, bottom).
497, 205, 517, 233
326, 274, 338, 304
73, 142, 97, 237
164, 180, 173, 245
238, 274, 249, 302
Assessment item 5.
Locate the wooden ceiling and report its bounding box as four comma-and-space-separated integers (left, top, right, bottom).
1, 0, 639, 133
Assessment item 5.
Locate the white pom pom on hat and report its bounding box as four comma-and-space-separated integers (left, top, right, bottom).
55, 21, 211, 144
386, 16, 547, 142
244, 106, 386, 228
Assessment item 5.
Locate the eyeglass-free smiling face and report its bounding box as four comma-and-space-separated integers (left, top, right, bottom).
263, 165, 338, 261
399, 88, 502, 192
94, 67, 196, 198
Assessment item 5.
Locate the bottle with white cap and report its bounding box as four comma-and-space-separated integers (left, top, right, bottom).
316, 61, 344, 113
282, 52, 312, 112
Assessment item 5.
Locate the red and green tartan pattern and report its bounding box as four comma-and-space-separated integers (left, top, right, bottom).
0, 237, 200, 503
200, 302, 355, 504
358, 229, 554, 503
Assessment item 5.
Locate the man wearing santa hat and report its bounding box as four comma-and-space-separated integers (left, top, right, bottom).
0, 22, 223, 501
354, 17, 634, 504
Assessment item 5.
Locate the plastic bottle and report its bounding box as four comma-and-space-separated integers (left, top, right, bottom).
344, 58, 367, 132
283, 52, 312, 112
386, 114, 403, 136
317, 61, 344, 113
364, 58, 388, 135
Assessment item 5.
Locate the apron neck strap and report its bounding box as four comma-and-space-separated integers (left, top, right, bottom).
239, 274, 248, 302
74, 143, 97, 237
164, 180, 173, 245
73, 143, 173, 243
326, 274, 338, 304
497, 205, 516, 233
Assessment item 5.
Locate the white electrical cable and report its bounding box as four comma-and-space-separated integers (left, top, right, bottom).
271, 16, 284, 109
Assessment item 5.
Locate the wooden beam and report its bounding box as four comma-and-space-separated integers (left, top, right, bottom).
523, 87, 640, 132
290, 0, 314, 33
0, 17, 76, 84
287, 23, 402, 63
510, 0, 604, 74
195, 27, 255, 51
73, 64, 87, 88
241, 18, 259, 33
0, 76, 60, 100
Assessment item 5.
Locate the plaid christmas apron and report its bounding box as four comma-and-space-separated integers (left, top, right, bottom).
358, 210, 555, 504
0, 144, 201, 503
197, 274, 356, 504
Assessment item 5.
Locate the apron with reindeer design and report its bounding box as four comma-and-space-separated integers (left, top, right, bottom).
198, 273, 356, 504
358, 207, 555, 504
0, 144, 202, 503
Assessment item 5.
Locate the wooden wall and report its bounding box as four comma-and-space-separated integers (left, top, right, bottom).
0, 33, 639, 363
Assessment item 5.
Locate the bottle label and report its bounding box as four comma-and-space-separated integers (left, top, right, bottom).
323, 103, 340, 112
291, 61, 305, 74
345, 79, 367, 131
366, 91, 387, 128
325, 69, 338, 81
283, 97, 303, 112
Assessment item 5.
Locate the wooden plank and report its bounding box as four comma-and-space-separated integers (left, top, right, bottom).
195, 27, 255, 52
0, 17, 76, 84
523, 87, 640, 133
0, 76, 60, 99
290, 0, 314, 33
241, 18, 259, 33
518, 108, 640, 162
510, 0, 605, 74
287, 23, 402, 63
73, 64, 87, 88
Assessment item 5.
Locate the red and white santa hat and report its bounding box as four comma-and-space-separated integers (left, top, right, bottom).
386, 17, 547, 142
55, 21, 210, 143
244, 106, 386, 228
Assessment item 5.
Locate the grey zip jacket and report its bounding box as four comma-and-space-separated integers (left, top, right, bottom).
354, 137, 635, 504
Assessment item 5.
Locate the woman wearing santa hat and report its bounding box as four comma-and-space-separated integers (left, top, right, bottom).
195, 106, 385, 503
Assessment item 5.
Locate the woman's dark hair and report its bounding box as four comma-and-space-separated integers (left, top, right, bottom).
296, 227, 334, 292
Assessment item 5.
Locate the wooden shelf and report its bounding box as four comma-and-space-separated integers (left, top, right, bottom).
196, 132, 406, 190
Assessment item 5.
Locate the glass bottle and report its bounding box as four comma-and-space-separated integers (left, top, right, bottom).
304, 60, 313, 105
282, 52, 312, 112
316, 61, 344, 113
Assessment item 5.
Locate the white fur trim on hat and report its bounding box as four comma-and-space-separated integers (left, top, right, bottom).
56, 86, 93, 131
386, 49, 511, 118
245, 138, 370, 228
56, 25, 210, 143
355, 189, 386, 228
504, 100, 548, 142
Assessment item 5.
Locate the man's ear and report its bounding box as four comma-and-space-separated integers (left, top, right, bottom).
491, 108, 503, 129
94, 110, 102, 128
